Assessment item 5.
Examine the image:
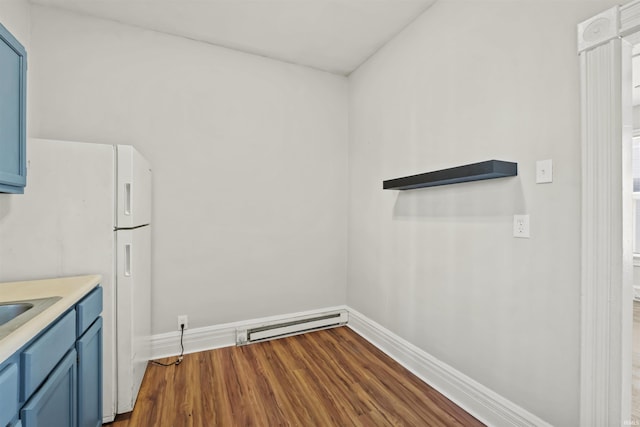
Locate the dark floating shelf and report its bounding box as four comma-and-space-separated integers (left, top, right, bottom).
383, 160, 518, 190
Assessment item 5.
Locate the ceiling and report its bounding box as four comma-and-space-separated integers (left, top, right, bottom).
30, 0, 437, 75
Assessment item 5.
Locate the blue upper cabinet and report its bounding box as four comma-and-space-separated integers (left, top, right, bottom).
0, 21, 26, 194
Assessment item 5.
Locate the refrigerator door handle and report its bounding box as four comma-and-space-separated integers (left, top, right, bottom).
124, 183, 132, 216
124, 244, 132, 277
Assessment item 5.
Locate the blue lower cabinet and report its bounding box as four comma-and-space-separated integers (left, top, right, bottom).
3, 286, 103, 427
21, 349, 77, 427
77, 317, 102, 427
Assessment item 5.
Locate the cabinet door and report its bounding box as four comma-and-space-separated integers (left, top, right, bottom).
21, 349, 77, 427
0, 22, 26, 194
0, 362, 18, 426
77, 317, 102, 427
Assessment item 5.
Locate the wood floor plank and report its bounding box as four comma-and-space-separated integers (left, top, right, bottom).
284, 335, 370, 423
107, 326, 484, 427
327, 327, 479, 426
242, 343, 301, 425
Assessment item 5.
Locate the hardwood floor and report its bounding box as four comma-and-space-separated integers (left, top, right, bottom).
107, 326, 483, 426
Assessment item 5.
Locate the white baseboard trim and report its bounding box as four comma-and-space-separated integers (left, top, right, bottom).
151, 305, 549, 427
347, 308, 551, 427
150, 305, 349, 359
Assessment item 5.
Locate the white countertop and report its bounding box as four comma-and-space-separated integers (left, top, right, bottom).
0, 275, 102, 363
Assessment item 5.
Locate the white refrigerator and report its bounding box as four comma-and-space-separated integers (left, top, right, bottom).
0, 138, 152, 422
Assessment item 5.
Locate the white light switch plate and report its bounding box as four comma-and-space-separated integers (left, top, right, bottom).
536, 159, 553, 183
513, 214, 530, 238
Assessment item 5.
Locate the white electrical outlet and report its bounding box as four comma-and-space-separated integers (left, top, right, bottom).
513, 214, 530, 238
536, 159, 553, 183
178, 315, 188, 330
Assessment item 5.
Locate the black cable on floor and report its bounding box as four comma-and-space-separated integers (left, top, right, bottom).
151, 324, 184, 367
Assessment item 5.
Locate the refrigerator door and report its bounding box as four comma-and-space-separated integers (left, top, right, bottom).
115, 225, 151, 414
116, 145, 151, 229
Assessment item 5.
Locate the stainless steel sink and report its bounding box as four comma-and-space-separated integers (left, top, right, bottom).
0, 297, 62, 340
0, 302, 34, 326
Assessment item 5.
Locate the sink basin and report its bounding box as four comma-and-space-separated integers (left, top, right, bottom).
0, 302, 34, 326
0, 296, 61, 340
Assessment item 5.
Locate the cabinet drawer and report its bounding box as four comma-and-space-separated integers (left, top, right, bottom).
0, 363, 18, 427
22, 310, 76, 400
76, 287, 102, 337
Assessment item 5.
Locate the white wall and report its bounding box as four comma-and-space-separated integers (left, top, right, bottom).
347, 1, 618, 426
23, 6, 348, 334
0, 0, 29, 51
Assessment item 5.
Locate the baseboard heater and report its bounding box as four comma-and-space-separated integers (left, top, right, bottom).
236, 310, 348, 345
